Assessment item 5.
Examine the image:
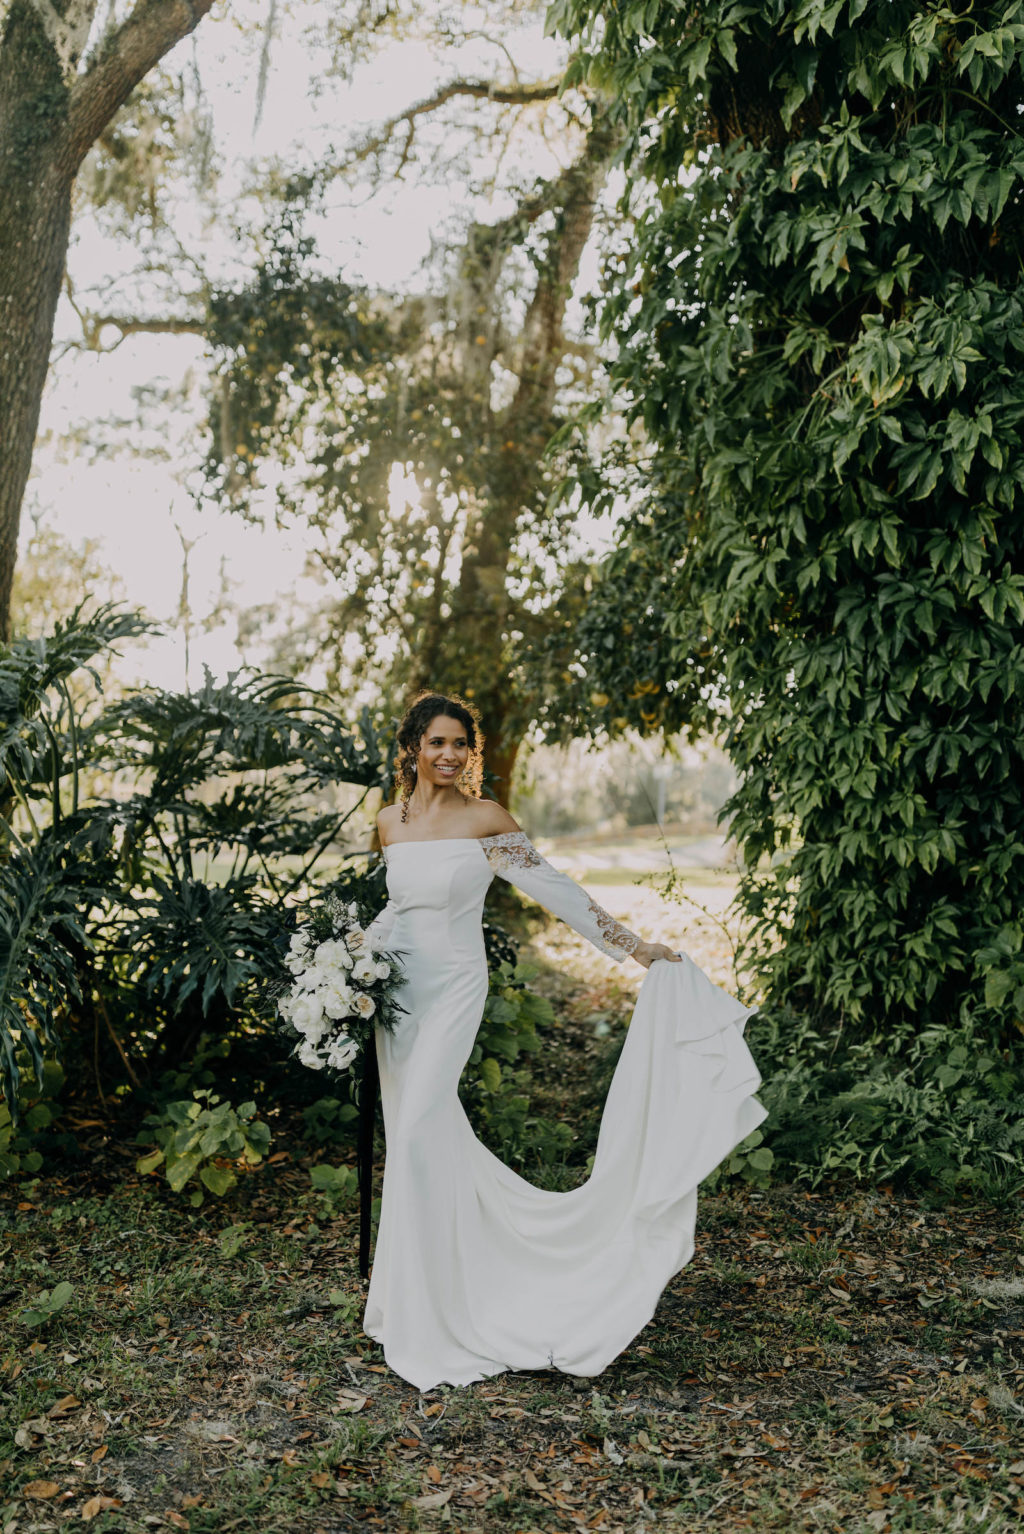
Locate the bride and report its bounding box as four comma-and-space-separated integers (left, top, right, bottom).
362, 690, 765, 1391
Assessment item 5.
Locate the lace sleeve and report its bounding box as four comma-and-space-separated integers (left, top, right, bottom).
480, 831, 641, 963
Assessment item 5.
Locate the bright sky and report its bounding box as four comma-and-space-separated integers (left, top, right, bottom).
26, 1, 614, 692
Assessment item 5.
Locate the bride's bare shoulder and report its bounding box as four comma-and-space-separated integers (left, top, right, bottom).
468, 800, 522, 838
376, 803, 403, 846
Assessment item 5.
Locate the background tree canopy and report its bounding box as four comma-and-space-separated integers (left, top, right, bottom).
549, 0, 1024, 1062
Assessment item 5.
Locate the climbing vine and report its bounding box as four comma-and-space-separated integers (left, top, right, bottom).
549, 0, 1024, 1045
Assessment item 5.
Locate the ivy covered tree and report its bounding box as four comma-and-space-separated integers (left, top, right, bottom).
549, 0, 1024, 1045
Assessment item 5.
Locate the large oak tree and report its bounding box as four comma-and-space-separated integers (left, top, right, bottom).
0, 0, 221, 639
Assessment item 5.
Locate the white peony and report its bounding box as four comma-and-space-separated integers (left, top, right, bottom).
297, 964, 329, 992
352, 991, 376, 1020
297, 1040, 324, 1069
320, 981, 354, 1020
326, 1035, 359, 1071
351, 954, 379, 985
291, 994, 329, 1042
314, 938, 352, 971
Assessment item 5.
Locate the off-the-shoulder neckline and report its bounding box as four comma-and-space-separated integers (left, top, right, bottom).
381, 832, 526, 852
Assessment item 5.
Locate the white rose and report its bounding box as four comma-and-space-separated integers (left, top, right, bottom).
297, 1040, 323, 1069
351, 955, 378, 985
277, 991, 297, 1022
289, 930, 311, 955
374, 960, 391, 981
327, 1035, 359, 1071
346, 926, 365, 951
352, 991, 376, 1020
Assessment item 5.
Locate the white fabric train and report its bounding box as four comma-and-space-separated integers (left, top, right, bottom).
360, 832, 766, 1390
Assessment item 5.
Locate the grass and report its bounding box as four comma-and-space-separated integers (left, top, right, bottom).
2, 944, 1023, 1532
3, 1161, 1022, 1531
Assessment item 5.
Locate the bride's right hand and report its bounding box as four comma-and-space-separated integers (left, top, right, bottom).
632, 941, 682, 968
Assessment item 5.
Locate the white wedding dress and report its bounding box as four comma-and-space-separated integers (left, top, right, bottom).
361, 831, 766, 1392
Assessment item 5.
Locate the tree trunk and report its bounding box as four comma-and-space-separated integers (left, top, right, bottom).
483, 731, 520, 810
447, 115, 622, 791
0, 0, 215, 639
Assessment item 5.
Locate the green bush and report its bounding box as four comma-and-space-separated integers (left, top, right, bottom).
0, 605, 393, 1123
135, 1089, 272, 1206
748, 1009, 1024, 1199
308, 1161, 358, 1218
301, 1095, 358, 1145
0, 1057, 64, 1178
461, 960, 575, 1169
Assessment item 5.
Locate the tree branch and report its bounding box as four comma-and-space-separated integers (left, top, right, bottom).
26, 0, 94, 77
82, 313, 205, 349
341, 74, 563, 171
61, 0, 216, 173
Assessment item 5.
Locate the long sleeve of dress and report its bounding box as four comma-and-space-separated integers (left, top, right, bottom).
480, 831, 641, 963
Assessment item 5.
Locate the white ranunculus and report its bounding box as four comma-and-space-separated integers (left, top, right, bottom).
351, 955, 378, 985
297, 1040, 323, 1069
327, 1035, 359, 1071
314, 938, 352, 971
321, 982, 354, 1020
352, 991, 376, 1020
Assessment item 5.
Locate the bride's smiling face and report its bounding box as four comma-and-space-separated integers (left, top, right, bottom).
417, 714, 470, 787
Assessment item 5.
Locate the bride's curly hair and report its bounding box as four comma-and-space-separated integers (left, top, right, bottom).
393, 691, 485, 821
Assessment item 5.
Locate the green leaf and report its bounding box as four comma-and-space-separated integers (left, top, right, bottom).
479, 1058, 503, 1093
199, 1164, 236, 1196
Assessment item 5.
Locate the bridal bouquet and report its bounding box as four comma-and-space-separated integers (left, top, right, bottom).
275, 894, 405, 1075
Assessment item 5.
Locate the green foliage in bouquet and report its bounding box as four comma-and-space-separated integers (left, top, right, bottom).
135, 1089, 272, 1205
548, 0, 1024, 1067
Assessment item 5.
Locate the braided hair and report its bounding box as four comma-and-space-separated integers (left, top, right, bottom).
393, 691, 484, 822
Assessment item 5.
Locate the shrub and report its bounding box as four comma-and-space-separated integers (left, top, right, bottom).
0, 606, 393, 1126
135, 1090, 272, 1205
